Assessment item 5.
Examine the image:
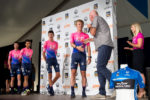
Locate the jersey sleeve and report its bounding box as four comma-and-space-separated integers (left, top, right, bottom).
92, 16, 98, 28
55, 42, 58, 54
70, 33, 74, 43
56, 42, 58, 50
109, 73, 115, 89
19, 49, 24, 59
137, 72, 145, 88
8, 51, 12, 60
137, 33, 144, 39
43, 41, 47, 53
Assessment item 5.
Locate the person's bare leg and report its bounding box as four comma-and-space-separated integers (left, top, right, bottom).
138, 73, 146, 98
52, 72, 60, 85
71, 69, 77, 96
10, 77, 15, 88
17, 74, 21, 93
17, 74, 21, 86
141, 73, 146, 84
71, 69, 77, 87
48, 73, 53, 87
23, 75, 29, 90
81, 71, 87, 97
80, 71, 87, 87
6, 80, 10, 93
138, 88, 146, 98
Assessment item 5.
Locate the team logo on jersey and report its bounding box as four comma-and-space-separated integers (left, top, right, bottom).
26, 52, 31, 57
116, 73, 119, 76
14, 54, 19, 58
49, 45, 56, 50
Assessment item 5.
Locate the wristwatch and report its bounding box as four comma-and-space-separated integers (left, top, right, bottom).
88, 56, 92, 58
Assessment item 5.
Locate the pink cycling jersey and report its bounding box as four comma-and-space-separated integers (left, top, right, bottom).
132, 32, 144, 50
8, 50, 20, 64
70, 32, 90, 53
20, 48, 33, 63
43, 40, 58, 59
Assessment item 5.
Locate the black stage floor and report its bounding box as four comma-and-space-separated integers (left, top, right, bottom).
0, 94, 148, 100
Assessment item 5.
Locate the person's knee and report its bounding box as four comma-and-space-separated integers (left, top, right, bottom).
56, 73, 60, 78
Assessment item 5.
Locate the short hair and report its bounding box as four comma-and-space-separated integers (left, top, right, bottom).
14, 42, 19, 45
74, 19, 84, 26
25, 39, 32, 43
48, 30, 54, 35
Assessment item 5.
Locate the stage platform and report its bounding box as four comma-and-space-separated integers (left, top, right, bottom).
0, 94, 148, 100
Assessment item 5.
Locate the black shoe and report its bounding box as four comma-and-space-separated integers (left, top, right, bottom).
50, 90, 54, 96
82, 92, 87, 98
11, 90, 15, 94
17, 90, 21, 94
71, 92, 75, 98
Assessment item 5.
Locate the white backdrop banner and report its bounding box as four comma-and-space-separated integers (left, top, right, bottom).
40, 0, 118, 96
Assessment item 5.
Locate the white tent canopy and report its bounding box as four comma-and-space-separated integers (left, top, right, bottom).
0, 0, 149, 47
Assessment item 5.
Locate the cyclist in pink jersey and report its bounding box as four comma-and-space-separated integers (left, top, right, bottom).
20, 39, 33, 96
70, 19, 91, 98
8, 42, 21, 94
43, 30, 60, 96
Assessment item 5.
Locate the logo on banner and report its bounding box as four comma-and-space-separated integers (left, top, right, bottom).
40, 75, 44, 79
57, 34, 60, 40
56, 17, 62, 22
65, 42, 69, 47
48, 18, 53, 26
84, 16, 88, 25
65, 73, 69, 78
106, 0, 110, 5
82, 8, 90, 13
64, 24, 70, 29
94, 71, 98, 77
49, 27, 53, 31
84, 28, 88, 33
74, 83, 78, 88
106, 11, 111, 17
94, 3, 98, 9
74, 9, 79, 18
65, 13, 69, 19
50, 18, 53, 22
64, 32, 69, 41
42, 21, 45, 25
56, 24, 61, 33
65, 32, 69, 37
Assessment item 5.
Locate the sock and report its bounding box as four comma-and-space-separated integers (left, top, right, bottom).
82, 86, 86, 93
23, 86, 28, 91
50, 86, 53, 91
11, 87, 14, 91
71, 86, 74, 93
18, 86, 21, 92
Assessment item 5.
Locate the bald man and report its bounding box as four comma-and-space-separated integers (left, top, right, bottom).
86, 10, 113, 99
